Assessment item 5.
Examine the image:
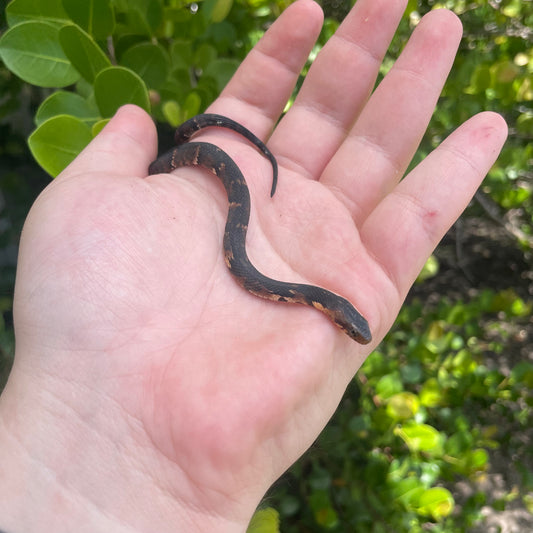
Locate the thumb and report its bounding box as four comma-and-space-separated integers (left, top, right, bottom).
57, 105, 158, 180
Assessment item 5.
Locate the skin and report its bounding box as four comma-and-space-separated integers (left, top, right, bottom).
149, 130, 371, 343
0, 1, 507, 532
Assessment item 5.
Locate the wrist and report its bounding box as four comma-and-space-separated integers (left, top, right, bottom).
0, 364, 250, 533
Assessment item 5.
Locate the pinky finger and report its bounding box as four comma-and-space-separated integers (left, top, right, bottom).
362, 111, 508, 301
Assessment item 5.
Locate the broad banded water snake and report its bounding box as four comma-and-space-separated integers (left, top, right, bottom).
148, 114, 371, 344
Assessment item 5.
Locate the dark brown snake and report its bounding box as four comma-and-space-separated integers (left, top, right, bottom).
148, 114, 371, 344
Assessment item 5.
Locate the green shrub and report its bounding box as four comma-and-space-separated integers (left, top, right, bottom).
0, 0, 284, 176
270, 289, 533, 531
1, 1, 532, 531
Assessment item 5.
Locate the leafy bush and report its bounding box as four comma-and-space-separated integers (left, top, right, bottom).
1, 1, 532, 532
0, 0, 284, 176
269, 289, 533, 531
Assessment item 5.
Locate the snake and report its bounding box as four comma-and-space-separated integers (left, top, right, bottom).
148, 114, 371, 344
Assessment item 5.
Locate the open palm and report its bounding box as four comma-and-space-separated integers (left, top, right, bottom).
4, 0, 506, 531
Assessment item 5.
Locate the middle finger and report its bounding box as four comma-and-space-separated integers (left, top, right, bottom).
322, 9, 463, 224
269, 0, 407, 180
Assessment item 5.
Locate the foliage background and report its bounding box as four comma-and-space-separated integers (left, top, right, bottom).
0, 0, 532, 531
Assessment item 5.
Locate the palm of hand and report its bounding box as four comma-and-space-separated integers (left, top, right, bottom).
16, 131, 373, 477
9, 0, 506, 527
17, 137, 370, 502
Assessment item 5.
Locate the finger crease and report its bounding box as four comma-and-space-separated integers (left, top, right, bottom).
298, 100, 350, 136
352, 133, 403, 178
252, 44, 305, 77
275, 153, 314, 182
214, 95, 276, 138
388, 63, 440, 92
329, 32, 383, 68
392, 188, 442, 246
439, 142, 483, 176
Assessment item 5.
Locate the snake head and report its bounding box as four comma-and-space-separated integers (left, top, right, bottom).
313, 299, 372, 345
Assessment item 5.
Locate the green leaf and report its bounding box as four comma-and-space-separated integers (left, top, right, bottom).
182, 91, 201, 118
203, 58, 239, 92
394, 423, 444, 455
76, 77, 94, 98
203, 0, 234, 23
465, 64, 491, 95
400, 361, 423, 384
62, 0, 115, 39
510, 361, 533, 387
492, 60, 520, 85
389, 478, 425, 508
5, 0, 69, 27
92, 119, 110, 136
491, 289, 532, 317
516, 77, 533, 102
207, 20, 237, 54
424, 321, 450, 354
121, 42, 169, 89
115, 0, 163, 36
386, 392, 420, 421
114, 34, 147, 61
0, 21, 80, 87
194, 43, 217, 69
143, 0, 164, 33
162, 100, 181, 127
28, 115, 93, 176
309, 491, 339, 528
35, 91, 100, 126
416, 254, 439, 283
465, 448, 489, 472
59, 24, 111, 83
246, 508, 280, 533
416, 487, 455, 520
523, 493, 533, 514
170, 39, 193, 69
419, 378, 445, 408
94, 66, 150, 117
375, 371, 403, 400
501, 0, 522, 18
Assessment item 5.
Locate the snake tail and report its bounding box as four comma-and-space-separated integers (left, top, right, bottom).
172, 114, 278, 197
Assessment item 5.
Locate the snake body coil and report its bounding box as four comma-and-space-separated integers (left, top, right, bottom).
148, 114, 371, 344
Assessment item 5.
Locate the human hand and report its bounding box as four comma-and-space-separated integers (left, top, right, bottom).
0, 0, 507, 532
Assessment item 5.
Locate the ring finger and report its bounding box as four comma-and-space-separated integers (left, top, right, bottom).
321, 9, 463, 225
